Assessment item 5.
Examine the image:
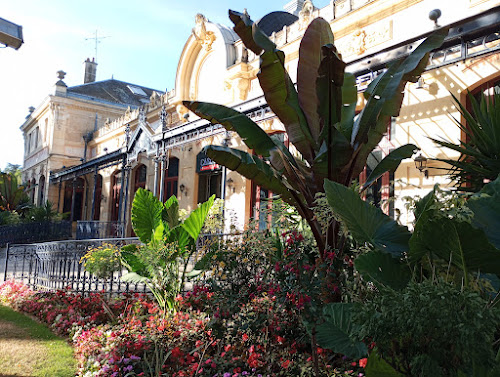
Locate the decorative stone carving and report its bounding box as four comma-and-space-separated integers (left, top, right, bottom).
124, 107, 132, 122
176, 104, 189, 122
192, 14, 216, 51
299, 0, 314, 29
335, 20, 392, 58
226, 63, 259, 101
138, 107, 147, 125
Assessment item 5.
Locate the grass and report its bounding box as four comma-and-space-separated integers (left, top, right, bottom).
0, 304, 76, 377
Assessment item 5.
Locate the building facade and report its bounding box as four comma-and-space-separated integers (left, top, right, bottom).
22, 0, 500, 236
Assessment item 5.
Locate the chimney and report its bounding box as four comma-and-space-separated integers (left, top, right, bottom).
83, 58, 97, 83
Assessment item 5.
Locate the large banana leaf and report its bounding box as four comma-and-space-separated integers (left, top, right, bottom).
361, 144, 418, 191
229, 11, 315, 163
316, 44, 346, 142
315, 303, 368, 359
350, 27, 449, 177
409, 217, 500, 281
228, 10, 265, 55
131, 188, 164, 244
324, 179, 411, 256
467, 176, 500, 248
203, 145, 297, 205
354, 250, 411, 290
297, 17, 335, 142
183, 102, 276, 157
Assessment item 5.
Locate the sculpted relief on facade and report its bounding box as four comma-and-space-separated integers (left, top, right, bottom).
192, 14, 216, 52
335, 20, 392, 58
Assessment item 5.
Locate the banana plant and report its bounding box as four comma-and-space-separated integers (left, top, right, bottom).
184, 10, 448, 257
120, 188, 215, 312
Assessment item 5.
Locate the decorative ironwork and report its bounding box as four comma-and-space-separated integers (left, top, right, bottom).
0, 221, 71, 247
76, 221, 125, 240
3, 238, 147, 295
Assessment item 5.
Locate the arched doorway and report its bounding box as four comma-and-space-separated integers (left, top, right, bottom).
162, 157, 179, 202
110, 170, 122, 221
38, 175, 45, 206
133, 164, 147, 194
62, 178, 85, 221
93, 174, 103, 220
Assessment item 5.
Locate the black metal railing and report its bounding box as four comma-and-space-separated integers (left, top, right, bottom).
76, 221, 124, 240
3, 238, 147, 295
2, 233, 242, 295
0, 221, 72, 246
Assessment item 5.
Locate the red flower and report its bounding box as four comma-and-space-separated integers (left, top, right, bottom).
281, 359, 292, 369
242, 333, 249, 342
359, 358, 368, 368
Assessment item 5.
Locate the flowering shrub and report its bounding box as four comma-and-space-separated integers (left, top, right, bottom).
0, 279, 367, 377
80, 243, 122, 279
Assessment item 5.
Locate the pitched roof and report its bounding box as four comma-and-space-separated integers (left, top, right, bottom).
67, 79, 162, 107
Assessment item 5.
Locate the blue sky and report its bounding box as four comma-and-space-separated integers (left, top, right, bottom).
0, 0, 330, 171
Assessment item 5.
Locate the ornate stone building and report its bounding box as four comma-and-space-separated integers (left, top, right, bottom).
21, 0, 500, 236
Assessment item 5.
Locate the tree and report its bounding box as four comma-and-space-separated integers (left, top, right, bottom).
184, 10, 448, 258
430, 92, 500, 192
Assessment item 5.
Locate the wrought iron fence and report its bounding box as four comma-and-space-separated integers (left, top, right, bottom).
2, 233, 243, 295
0, 221, 72, 246
3, 237, 148, 295
76, 221, 125, 240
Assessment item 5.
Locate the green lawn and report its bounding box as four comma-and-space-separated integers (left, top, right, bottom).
0, 304, 76, 377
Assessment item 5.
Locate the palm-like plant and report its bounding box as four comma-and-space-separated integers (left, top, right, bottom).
0, 171, 30, 212
184, 10, 448, 257
431, 92, 500, 192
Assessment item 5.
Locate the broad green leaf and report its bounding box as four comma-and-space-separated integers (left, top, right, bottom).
131, 188, 164, 244
361, 144, 418, 191
297, 17, 335, 142
182, 195, 215, 241
467, 176, 500, 249
258, 49, 315, 163
316, 303, 368, 359
316, 44, 346, 144
204, 145, 298, 205
339, 73, 357, 140
120, 272, 150, 284
163, 195, 180, 230
313, 128, 353, 183
120, 246, 149, 277
365, 349, 404, 377
409, 218, 500, 280
183, 102, 276, 157
354, 250, 411, 290
168, 226, 195, 255
324, 179, 411, 256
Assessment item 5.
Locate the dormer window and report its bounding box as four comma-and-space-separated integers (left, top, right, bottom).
127, 85, 147, 96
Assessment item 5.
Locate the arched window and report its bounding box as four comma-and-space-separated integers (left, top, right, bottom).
163, 158, 179, 201
134, 164, 147, 193
110, 171, 122, 221
38, 175, 45, 205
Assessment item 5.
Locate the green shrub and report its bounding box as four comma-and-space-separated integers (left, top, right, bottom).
356, 280, 500, 376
